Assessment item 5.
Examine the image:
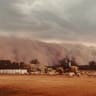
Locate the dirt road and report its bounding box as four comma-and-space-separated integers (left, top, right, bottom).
0, 75, 96, 96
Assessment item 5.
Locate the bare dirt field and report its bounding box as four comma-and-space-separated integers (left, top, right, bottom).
0, 75, 96, 96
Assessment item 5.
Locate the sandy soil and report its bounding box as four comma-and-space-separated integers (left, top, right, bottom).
0, 75, 96, 96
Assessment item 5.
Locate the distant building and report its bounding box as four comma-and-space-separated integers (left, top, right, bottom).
0, 69, 28, 75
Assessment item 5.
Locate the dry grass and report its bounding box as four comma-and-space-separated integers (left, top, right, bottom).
0, 75, 96, 96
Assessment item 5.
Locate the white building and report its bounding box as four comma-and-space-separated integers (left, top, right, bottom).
0, 69, 28, 75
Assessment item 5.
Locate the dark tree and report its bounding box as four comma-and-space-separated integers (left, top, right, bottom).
0, 60, 11, 69
20, 62, 25, 69
30, 59, 40, 64
89, 61, 96, 67
59, 56, 70, 69
71, 57, 78, 66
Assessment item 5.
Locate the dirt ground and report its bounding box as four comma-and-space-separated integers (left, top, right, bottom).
0, 75, 96, 96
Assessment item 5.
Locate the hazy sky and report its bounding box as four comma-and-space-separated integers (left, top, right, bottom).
0, 0, 96, 44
